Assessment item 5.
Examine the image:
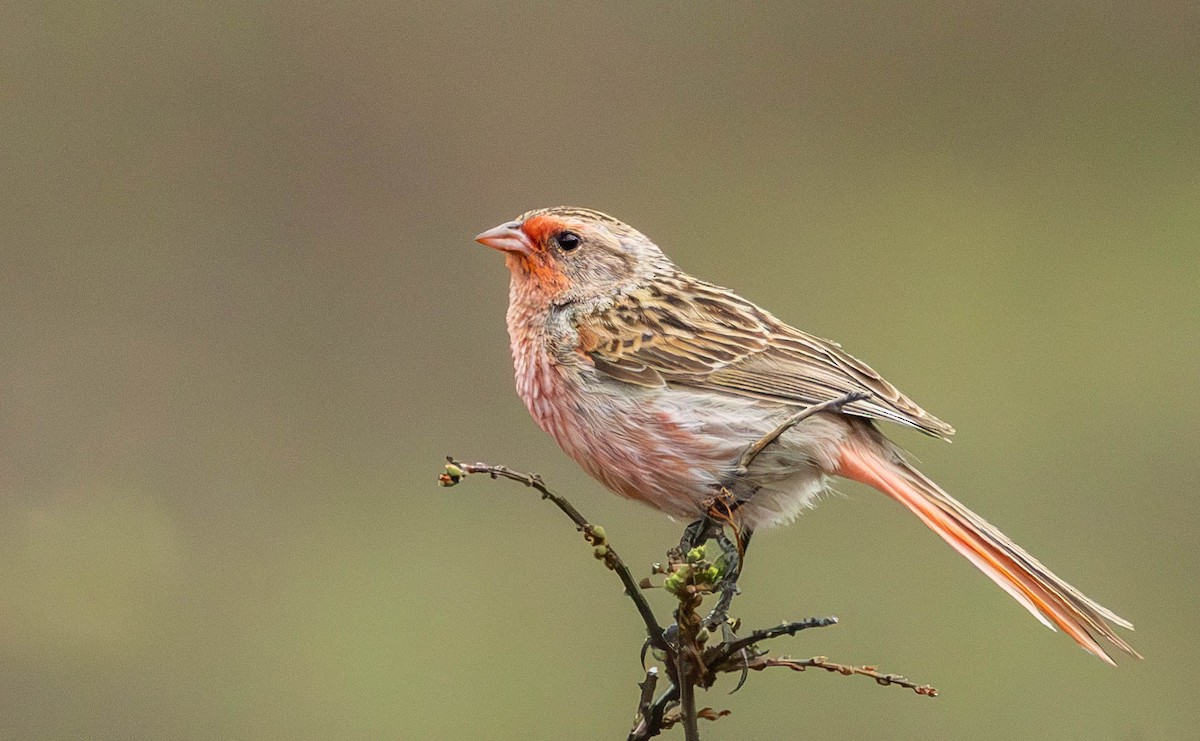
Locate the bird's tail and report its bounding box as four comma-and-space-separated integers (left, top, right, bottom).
836, 435, 1140, 665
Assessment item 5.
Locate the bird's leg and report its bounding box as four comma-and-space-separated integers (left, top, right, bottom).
683, 488, 751, 630
676, 517, 717, 554
705, 525, 753, 630
706, 391, 869, 629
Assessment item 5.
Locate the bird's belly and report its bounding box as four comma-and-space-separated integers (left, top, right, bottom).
554, 388, 745, 518
521, 363, 835, 524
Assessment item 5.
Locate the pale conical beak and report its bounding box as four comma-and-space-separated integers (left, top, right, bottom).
474, 220, 533, 255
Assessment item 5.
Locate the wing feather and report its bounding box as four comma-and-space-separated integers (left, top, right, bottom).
575, 280, 956, 438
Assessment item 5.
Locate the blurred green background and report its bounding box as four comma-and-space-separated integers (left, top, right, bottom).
3, 2, 1197, 739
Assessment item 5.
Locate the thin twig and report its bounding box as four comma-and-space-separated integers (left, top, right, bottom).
628, 684, 680, 741
746, 655, 939, 697
442, 458, 670, 652
633, 667, 658, 729
736, 391, 872, 474
709, 617, 839, 670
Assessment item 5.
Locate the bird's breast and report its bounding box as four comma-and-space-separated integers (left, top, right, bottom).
508, 324, 735, 516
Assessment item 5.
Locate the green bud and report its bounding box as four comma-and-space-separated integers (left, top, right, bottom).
589, 525, 606, 544
593, 545, 609, 560
663, 566, 691, 596
686, 546, 706, 563
438, 463, 465, 486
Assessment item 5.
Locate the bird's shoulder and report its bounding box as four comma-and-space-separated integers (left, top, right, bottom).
565, 275, 760, 383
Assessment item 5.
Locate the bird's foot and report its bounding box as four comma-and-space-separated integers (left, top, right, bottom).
703, 527, 747, 630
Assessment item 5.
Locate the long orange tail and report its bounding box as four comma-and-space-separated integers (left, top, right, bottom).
837, 437, 1140, 665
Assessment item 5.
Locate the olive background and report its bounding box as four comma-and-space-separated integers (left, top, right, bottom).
4, 3, 1198, 739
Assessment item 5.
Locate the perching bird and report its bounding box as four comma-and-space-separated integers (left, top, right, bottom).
475, 206, 1138, 665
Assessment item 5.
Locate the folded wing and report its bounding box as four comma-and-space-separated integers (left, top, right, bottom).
574, 278, 956, 439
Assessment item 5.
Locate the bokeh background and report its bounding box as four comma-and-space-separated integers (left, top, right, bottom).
4, 2, 1198, 739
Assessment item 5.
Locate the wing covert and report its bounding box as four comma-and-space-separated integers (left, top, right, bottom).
575, 280, 955, 439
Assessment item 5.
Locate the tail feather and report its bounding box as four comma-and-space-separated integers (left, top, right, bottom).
837, 437, 1140, 665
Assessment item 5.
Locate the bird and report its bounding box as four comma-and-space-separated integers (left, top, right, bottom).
475, 205, 1138, 665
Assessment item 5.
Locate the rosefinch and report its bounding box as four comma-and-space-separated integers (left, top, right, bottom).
475, 206, 1138, 664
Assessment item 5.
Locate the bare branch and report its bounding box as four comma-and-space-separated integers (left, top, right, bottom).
632, 667, 658, 729
441, 458, 670, 653
628, 684, 679, 741
677, 657, 700, 741
745, 655, 939, 697
709, 617, 840, 670
440, 450, 938, 741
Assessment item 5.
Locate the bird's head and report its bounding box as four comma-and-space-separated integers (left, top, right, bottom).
475, 207, 671, 303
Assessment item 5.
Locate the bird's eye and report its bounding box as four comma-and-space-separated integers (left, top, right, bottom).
556, 231, 581, 251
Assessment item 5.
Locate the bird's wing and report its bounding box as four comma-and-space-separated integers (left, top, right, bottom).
574, 279, 955, 438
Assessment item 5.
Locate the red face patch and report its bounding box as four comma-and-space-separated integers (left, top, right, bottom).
520, 214, 572, 251
509, 214, 574, 293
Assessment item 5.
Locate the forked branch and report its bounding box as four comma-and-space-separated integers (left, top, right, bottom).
439, 442, 936, 739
